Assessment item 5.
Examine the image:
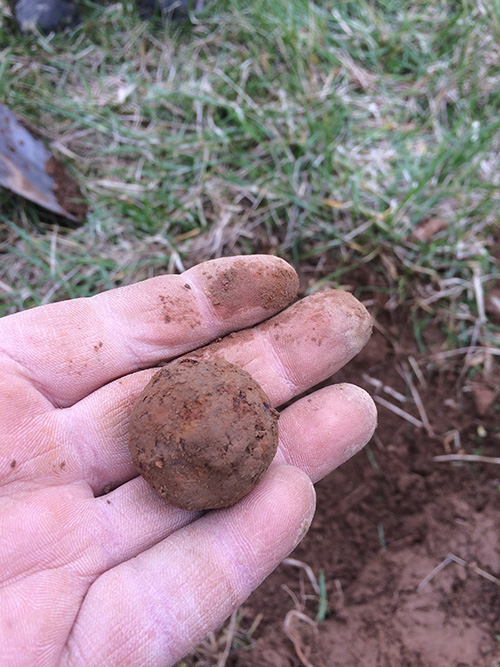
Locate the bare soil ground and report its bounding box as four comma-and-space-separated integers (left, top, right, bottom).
183, 267, 500, 667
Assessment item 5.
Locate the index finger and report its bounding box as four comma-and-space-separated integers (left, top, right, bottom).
0, 256, 298, 407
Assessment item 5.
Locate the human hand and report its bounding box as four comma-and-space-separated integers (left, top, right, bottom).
0, 255, 376, 665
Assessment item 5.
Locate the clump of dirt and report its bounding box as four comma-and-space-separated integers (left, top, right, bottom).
129, 358, 279, 510
44, 156, 88, 223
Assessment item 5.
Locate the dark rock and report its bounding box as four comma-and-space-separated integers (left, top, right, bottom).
15, 0, 81, 33
14, 0, 204, 32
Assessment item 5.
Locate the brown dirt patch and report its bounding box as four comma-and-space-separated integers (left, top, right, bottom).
202, 257, 299, 317
179, 270, 500, 666
44, 156, 88, 223
228, 329, 500, 667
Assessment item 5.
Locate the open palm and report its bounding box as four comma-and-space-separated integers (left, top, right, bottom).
0, 255, 376, 665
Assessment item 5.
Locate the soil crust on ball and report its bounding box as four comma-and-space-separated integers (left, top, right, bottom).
129, 358, 279, 510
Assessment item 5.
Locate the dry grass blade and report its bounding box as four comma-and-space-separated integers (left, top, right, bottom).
428, 347, 500, 359
417, 554, 455, 593
282, 558, 321, 596
0, 279, 13, 293
433, 454, 500, 465
472, 263, 487, 324
362, 373, 408, 403
418, 553, 500, 593
408, 356, 428, 389
399, 363, 435, 437
216, 610, 237, 667
373, 395, 424, 428
283, 610, 318, 667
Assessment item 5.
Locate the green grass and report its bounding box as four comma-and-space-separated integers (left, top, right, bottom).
0, 0, 499, 356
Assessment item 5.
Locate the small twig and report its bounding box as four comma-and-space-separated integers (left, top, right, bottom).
338, 484, 370, 513
434, 454, 500, 465
373, 395, 424, 428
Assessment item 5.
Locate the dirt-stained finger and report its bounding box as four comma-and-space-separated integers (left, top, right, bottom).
0, 255, 298, 408
276, 384, 377, 482
191, 289, 373, 405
